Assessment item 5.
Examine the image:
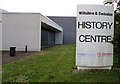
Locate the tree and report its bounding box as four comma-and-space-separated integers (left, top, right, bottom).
104, 0, 120, 67
114, 0, 120, 67
104, 0, 118, 5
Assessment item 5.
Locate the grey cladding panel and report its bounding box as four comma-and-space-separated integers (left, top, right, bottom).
48, 16, 76, 44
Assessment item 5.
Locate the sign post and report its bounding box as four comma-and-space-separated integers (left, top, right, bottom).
76, 5, 114, 70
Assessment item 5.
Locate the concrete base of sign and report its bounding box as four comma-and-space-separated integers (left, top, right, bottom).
77, 66, 112, 70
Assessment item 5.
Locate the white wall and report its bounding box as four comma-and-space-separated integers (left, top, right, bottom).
2, 13, 63, 51
55, 32, 63, 44
40, 14, 63, 32
2, 13, 41, 51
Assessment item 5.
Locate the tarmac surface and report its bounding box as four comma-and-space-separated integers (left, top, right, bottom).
2, 51, 39, 65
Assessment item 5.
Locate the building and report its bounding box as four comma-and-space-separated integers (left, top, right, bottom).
48, 16, 76, 44
2, 12, 63, 51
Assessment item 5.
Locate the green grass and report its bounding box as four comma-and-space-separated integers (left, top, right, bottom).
2, 44, 120, 82
0, 66, 2, 84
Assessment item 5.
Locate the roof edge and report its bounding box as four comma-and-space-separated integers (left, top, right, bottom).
47, 16, 76, 18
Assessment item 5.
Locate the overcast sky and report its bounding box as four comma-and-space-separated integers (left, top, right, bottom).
0, 0, 104, 16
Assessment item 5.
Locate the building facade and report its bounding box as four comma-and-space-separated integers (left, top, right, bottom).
48, 16, 76, 44
2, 13, 63, 51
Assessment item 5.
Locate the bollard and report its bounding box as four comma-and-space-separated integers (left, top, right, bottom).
25, 45, 27, 53
10, 47, 16, 56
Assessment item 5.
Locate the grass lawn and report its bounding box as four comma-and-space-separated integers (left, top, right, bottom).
0, 66, 2, 84
2, 44, 120, 82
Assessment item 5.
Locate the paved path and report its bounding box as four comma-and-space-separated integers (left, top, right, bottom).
2, 51, 39, 65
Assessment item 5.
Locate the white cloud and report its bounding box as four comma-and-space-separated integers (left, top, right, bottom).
0, 0, 104, 16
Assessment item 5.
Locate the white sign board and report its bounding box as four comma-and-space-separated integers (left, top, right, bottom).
76, 5, 114, 69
